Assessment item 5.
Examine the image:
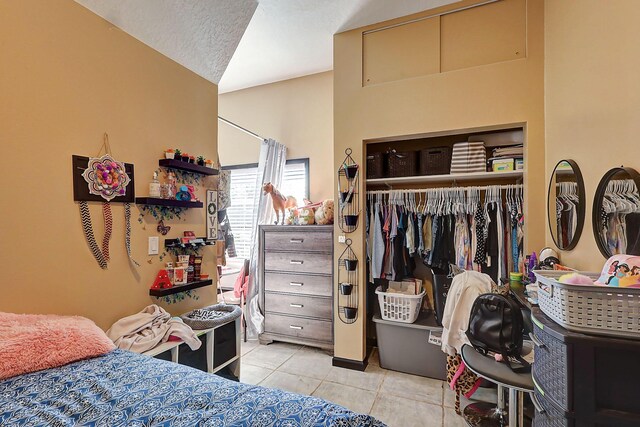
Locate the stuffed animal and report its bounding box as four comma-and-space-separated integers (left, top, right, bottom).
263, 182, 297, 225
314, 199, 334, 225
298, 207, 315, 225
284, 208, 299, 225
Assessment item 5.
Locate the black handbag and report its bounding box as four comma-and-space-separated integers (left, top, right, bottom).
465, 293, 529, 372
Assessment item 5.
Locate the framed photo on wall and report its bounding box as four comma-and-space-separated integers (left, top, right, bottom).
206, 189, 218, 241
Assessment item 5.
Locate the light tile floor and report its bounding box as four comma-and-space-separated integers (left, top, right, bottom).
239, 340, 497, 427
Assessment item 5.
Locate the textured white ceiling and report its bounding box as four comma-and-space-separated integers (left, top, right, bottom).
75, 0, 258, 84
75, 0, 459, 92
219, 0, 458, 93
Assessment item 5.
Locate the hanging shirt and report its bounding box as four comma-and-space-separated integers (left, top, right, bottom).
372, 202, 384, 279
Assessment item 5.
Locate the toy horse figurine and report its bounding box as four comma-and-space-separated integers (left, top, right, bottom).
263, 182, 297, 225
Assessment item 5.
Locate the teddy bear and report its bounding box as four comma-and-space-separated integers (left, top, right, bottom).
314, 199, 334, 225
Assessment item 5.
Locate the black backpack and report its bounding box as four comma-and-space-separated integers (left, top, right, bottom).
465, 293, 530, 372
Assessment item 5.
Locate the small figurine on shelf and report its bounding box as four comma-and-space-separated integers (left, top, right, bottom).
165, 148, 175, 159
181, 151, 190, 162
205, 159, 214, 169
176, 185, 192, 201
263, 182, 297, 225
197, 156, 205, 166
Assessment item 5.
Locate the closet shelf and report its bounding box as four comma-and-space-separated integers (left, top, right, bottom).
149, 279, 213, 297
366, 170, 523, 186
159, 159, 219, 176
135, 197, 203, 208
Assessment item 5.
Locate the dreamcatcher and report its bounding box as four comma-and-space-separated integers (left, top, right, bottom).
77, 133, 139, 269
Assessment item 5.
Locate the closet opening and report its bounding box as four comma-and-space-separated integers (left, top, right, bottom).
363, 124, 525, 352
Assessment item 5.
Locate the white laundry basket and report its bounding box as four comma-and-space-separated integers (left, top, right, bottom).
375, 286, 425, 323
534, 270, 640, 339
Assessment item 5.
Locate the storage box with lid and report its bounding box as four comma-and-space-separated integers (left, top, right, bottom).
386, 150, 418, 177
373, 311, 447, 380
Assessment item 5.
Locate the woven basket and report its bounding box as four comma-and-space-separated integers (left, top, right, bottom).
420, 146, 451, 176
387, 150, 417, 178
366, 152, 385, 179
534, 270, 640, 339
181, 304, 241, 330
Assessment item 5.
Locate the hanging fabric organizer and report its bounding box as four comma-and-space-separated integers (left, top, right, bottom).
366, 185, 524, 284
73, 133, 139, 269
337, 148, 360, 233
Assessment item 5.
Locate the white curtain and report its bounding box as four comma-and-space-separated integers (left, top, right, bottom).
246, 138, 287, 338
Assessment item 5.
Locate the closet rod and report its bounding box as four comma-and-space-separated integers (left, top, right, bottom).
218, 116, 265, 141
366, 184, 523, 195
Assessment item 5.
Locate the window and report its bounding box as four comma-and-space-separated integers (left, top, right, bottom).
223, 159, 309, 259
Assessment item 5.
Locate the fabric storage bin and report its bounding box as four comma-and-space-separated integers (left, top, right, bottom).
419, 146, 451, 175
387, 150, 417, 177
366, 152, 385, 179
450, 141, 487, 173
373, 311, 447, 380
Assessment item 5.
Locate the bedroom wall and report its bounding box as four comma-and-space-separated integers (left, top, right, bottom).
218, 71, 334, 202
333, 0, 545, 362
544, 0, 640, 270
0, 0, 219, 329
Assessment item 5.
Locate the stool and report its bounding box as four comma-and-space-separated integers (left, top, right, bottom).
461, 344, 534, 427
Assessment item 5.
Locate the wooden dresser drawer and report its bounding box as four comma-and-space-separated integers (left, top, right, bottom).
265, 313, 332, 343
264, 252, 332, 275
265, 292, 332, 320
263, 230, 332, 253
264, 272, 332, 297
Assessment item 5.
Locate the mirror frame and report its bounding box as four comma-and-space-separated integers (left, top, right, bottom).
592, 166, 640, 258
547, 159, 586, 251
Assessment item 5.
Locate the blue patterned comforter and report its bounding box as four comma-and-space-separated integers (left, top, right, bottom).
0, 350, 385, 427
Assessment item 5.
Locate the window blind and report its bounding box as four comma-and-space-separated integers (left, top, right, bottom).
225, 161, 308, 259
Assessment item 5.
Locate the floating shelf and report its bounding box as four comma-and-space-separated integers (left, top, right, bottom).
159, 159, 218, 175
149, 279, 213, 297
165, 237, 215, 249
135, 197, 203, 208
366, 170, 523, 186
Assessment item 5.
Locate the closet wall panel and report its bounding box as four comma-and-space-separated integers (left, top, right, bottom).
441, 0, 527, 72
363, 17, 440, 86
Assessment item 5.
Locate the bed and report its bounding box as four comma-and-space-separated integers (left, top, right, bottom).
0, 349, 385, 426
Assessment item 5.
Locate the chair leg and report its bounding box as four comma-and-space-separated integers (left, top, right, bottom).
508, 388, 525, 427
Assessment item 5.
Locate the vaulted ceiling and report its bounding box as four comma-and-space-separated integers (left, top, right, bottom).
75, 0, 459, 93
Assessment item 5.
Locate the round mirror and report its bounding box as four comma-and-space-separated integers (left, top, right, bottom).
592, 167, 640, 258
548, 160, 586, 251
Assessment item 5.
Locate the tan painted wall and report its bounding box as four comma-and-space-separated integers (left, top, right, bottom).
544, 0, 640, 270
334, 0, 545, 361
218, 72, 334, 202
0, 0, 218, 330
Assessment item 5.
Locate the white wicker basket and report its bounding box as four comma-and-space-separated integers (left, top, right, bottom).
534, 270, 640, 339
375, 286, 425, 323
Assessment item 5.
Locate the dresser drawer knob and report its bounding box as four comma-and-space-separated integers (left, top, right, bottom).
290, 260, 304, 265
289, 282, 303, 287
529, 332, 546, 349
289, 325, 303, 330
531, 393, 546, 415
290, 303, 304, 308
290, 238, 304, 243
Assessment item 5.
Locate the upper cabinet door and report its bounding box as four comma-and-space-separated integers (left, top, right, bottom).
440, 0, 527, 72
363, 16, 440, 86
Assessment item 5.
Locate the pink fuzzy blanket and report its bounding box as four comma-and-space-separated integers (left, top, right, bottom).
0, 312, 115, 380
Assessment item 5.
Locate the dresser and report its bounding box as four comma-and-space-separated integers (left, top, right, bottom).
259, 225, 334, 350
531, 308, 640, 427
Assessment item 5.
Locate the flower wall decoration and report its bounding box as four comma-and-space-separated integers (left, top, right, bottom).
82, 154, 131, 201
